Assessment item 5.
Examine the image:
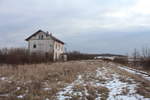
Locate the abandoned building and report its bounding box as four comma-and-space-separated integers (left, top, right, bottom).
25, 30, 66, 61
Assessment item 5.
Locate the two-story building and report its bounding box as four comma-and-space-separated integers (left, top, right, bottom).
25, 30, 65, 61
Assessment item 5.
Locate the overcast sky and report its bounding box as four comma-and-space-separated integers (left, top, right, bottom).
0, 0, 150, 54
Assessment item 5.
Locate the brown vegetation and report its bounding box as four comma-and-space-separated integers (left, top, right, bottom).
0, 48, 96, 65
0, 60, 150, 100
113, 47, 150, 71
0, 60, 99, 100
67, 51, 95, 60
0, 48, 53, 65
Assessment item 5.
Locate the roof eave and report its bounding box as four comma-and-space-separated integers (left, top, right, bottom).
25, 38, 30, 41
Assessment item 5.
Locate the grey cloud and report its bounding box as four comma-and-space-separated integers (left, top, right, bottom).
0, 0, 150, 54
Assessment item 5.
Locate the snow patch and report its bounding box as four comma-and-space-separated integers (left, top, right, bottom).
95, 67, 150, 100
43, 88, 51, 91
17, 87, 21, 90
45, 98, 50, 100
17, 94, 26, 99
56, 75, 84, 100
119, 66, 150, 81
0, 77, 7, 81
0, 93, 9, 97
56, 66, 150, 100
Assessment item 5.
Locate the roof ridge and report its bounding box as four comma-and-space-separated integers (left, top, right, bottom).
25, 30, 64, 44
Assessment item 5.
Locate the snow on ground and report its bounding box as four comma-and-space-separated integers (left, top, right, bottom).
43, 88, 51, 91
17, 94, 26, 99
56, 75, 85, 100
119, 66, 150, 81
0, 93, 9, 97
96, 67, 149, 100
56, 66, 150, 100
0, 76, 13, 84
1, 62, 150, 100
0, 77, 7, 81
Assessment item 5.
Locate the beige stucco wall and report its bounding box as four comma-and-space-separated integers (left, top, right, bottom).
28, 31, 64, 61
29, 39, 54, 53
28, 32, 54, 53
53, 41, 64, 61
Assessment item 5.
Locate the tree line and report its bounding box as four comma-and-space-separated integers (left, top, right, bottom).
114, 47, 150, 70
0, 48, 53, 65
0, 48, 95, 65
131, 47, 150, 69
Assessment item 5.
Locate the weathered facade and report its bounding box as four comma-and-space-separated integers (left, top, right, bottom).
25, 30, 65, 61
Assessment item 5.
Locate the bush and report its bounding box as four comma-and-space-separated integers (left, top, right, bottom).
0, 48, 53, 65
113, 57, 128, 65
67, 51, 94, 60
141, 59, 150, 70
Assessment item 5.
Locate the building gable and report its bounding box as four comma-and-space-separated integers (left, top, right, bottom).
25, 29, 65, 61
25, 29, 64, 44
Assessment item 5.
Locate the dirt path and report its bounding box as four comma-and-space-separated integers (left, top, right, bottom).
56, 62, 150, 100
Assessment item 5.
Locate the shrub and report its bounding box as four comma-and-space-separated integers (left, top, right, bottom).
67, 51, 94, 60
141, 59, 150, 70
0, 48, 53, 65
113, 57, 128, 65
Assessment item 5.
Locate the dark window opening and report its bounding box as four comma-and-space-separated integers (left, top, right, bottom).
41, 35, 43, 39
39, 35, 44, 39
50, 44, 52, 48
33, 44, 36, 48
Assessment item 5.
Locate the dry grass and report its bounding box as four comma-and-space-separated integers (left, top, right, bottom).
63, 84, 109, 100
136, 82, 150, 98
0, 60, 101, 100
109, 62, 150, 98
0, 60, 150, 100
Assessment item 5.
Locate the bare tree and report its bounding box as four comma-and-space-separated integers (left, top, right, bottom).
142, 46, 150, 59
132, 48, 140, 66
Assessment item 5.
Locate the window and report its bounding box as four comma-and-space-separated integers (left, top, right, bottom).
50, 44, 53, 48
41, 35, 43, 39
33, 44, 36, 48
58, 44, 59, 50
56, 44, 57, 49
55, 52, 57, 60
61, 46, 63, 51
39, 35, 44, 39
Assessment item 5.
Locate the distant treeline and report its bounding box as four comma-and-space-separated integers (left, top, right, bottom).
67, 51, 126, 61
0, 48, 129, 65
131, 47, 150, 70
1, 47, 149, 70
114, 47, 150, 70
67, 51, 96, 60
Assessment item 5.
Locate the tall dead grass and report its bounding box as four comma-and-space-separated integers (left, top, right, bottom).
0, 60, 100, 100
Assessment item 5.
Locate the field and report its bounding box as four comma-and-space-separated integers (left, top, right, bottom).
0, 60, 150, 100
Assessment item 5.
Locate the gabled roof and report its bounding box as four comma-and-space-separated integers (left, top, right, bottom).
25, 30, 43, 41
25, 30, 64, 44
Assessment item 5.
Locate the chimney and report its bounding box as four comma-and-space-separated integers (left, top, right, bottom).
50, 32, 52, 36
46, 31, 49, 37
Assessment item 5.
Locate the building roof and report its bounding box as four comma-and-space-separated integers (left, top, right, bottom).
25, 30, 64, 44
